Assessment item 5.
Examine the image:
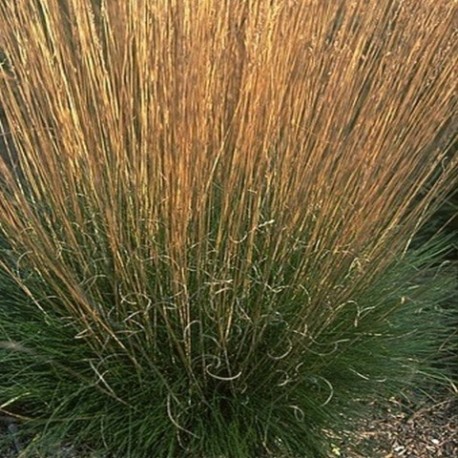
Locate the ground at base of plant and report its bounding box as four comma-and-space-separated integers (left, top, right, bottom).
1, 387, 456, 458
338, 387, 457, 458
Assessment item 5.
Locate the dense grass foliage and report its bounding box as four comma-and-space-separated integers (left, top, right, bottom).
413, 158, 458, 385
0, 1, 457, 457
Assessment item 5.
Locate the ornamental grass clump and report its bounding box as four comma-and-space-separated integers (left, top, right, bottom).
0, 1, 457, 457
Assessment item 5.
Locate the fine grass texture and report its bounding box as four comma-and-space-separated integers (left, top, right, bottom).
0, 1, 457, 457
